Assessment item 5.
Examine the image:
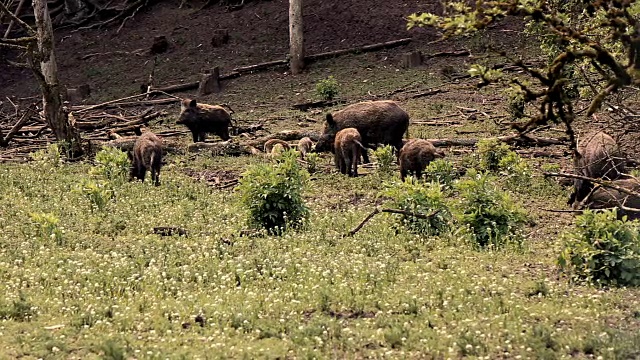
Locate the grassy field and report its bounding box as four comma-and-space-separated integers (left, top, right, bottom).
1, 137, 640, 359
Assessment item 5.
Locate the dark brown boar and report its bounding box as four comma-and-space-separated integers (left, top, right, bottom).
399, 139, 444, 181
297, 137, 313, 159
130, 131, 163, 186
315, 100, 409, 163
177, 99, 232, 143
569, 131, 626, 206
334, 128, 366, 177
577, 177, 640, 220
264, 139, 291, 153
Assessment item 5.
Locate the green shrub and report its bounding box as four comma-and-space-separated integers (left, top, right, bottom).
305, 152, 320, 173
29, 212, 64, 246
381, 178, 452, 236
74, 179, 114, 212
90, 146, 131, 184
498, 151, 532, 188
31, 143, 61, 168
476, 139, 512, 172
454, 170, 527, 248
237, 150, 310, 234
373, 145, 395, 175
558, 209, 640, 287
425, 159, 457, 189
315, 76, 339, 100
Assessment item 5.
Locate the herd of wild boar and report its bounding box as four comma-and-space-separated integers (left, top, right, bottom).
127, 98, 640, 218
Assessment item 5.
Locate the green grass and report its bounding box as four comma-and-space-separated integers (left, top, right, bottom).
1, 153, 639, 359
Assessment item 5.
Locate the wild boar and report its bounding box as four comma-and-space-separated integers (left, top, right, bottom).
264, 139, 291, 154
569, 131, 626, 206
576, 177, 640, 220
269, 143, 287, 157
177, 98, 232, 143
334, 128, 366, 177
297, 137, 314, 159
399, 139, 444, 181
314, 100, 409, 163
130, 131, 163, 186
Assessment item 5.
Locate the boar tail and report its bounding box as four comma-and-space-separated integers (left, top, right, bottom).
354, 140, 367, 151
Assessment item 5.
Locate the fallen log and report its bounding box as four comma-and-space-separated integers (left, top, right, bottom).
187, 141, 256, 156
233, 59, 289, 74
428, 134, 567, 147
292, 99, 344, 111
102, 136, 184, 154
306, 38, 412, 63
347, 207, 440, 237
153, 227, 188, 237
153, 72, 240, 94
0, 108, 35, 147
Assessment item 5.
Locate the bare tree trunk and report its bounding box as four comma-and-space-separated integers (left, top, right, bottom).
32, 0, 82, 156
289, 0, 304, 74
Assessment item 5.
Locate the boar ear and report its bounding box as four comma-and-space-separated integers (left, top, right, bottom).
326, 113, 336, 127
189, 99, 198, 108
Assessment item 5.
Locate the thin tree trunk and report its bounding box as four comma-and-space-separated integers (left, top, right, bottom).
32, 0, 82, 156
3, 0, 27, 38
289, 0, 304, 74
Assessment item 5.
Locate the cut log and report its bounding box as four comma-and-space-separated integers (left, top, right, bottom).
233, 59, 289, 74
197, 67, 221, 96
102, 136, 183, 154
153, 72, 239, 93
211, 29, 229, 47
305, 38, 412, 64
187, 141, 255, 156
401, 51, 422, 68
292, 99, 343, 111
427, 134, 567, 147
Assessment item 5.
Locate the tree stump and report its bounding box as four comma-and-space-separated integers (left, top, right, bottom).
401, 51, 422, 68
211, 29, 229, 47
197, 67, 221, 96
151, 35, 169, 54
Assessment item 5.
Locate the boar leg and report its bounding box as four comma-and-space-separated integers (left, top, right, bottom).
198, 132, 207, 142
191, 131, 199, 143
361, 149, 370, 164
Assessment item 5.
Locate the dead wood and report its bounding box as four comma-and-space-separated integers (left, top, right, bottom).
0, 107, 35, 147
233, 59, 289, 74
423, 49, 470, 59
543, 172, 640, 199
398, 88, 447, 100
81, 49, 146, 60
230, 124, 264, 136
347, 207, 440, 237
428, 134, 567, 147
305, 38, 412, 63
291, 99, 344, 111
153, 72, 240, 93
153, 227, 188, 237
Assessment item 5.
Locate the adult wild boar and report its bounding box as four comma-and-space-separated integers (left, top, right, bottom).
130, 131, 163, 186
399, 139, 444, 181
334, 128, 366, 177
314, 100, 409, 163
569, 131, 626, 206
576, 177, 640, 220
297, 137, 314, 159
177, 98, 232, 143
264, 139, 291, 154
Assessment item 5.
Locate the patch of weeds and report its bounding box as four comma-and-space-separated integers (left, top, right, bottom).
29, 212, 64, 246
0, 293, 36, 321
31, 143, 61, 168
381, 178, 452, 236
477, 138, 512, 172
558, 209, 640, 286
454, 170, 527, 249
237, 149, 309, 234
526, 324, 559, 359
424, 158, 457, 189
74, 178, 114, 212
526, 280, 550, 297
305, 152, 320, 173
383, 324, 408, 349
99, 339, 127, 360
373, 145, 395, 176
90, 146, 130, 184
315, 76, 339, 100
457, 332, 487, 357
498, 151, 532, 189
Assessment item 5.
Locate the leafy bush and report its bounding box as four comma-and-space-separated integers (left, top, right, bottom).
237, 150, 310, 234
315, 76, 339, 100
454, 170, 527, 248
90, 146, 130, 184
31, 143, 61, 168
476, 139, 512, 172
424, 159, 457, 189
558, 209, 640, 287
373, 145, 395, 175
498, 151, 532, 187
304, 152, 320, 173
381, 178, 452, 236
74, 179, 114, 212
29, 212, 64, 246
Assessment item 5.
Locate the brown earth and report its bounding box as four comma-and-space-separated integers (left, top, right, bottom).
0, 0, 525, 102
